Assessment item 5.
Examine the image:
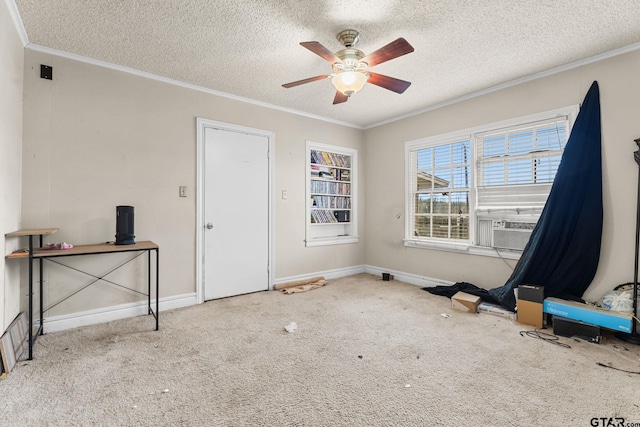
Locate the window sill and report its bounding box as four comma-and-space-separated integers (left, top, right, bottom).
403, 238, 521, 260
306, 235, 359, 247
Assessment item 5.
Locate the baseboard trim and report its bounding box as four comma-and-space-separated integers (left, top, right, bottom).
364, 265, 454, 288
274, 265, 453, 289
43, 265, 450, 332
43, 292, 197, 333
274, 265, 366, 286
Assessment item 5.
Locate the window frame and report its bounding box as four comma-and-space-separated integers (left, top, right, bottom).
409, 135, 472, 243
404, 105, 579, 258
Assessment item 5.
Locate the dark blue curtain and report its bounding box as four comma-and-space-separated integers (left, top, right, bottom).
488, 81, 603, 309
426, 81, 603, 310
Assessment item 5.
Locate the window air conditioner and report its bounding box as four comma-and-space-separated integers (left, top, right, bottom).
492, 220, 535, 251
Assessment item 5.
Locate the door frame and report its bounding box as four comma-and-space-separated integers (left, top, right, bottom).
196, 117, 275, 304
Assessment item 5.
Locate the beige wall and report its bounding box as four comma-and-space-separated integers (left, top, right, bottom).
18, 39, 640, 320
0, 0, 24, 333
364, 49, 640, 302
21, 49, 365, 316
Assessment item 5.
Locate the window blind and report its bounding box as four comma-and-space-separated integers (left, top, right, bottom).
476, 117, 568, 211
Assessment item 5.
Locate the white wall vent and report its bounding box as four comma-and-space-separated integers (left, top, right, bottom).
492, 220, 535, 251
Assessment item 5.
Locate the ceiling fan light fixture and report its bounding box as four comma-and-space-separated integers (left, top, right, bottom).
331, 71, 369, 97
282, 31, 414, 104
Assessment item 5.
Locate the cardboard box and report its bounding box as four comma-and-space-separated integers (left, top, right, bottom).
478, 302, 517, 320
517, 284, 544, 328
543, 297, 633, 333
451, 291, 481, 313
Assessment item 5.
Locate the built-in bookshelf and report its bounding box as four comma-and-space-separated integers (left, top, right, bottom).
306, 141, 358, 246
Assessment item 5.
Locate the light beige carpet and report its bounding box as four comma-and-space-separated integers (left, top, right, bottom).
1, 273, 639, 426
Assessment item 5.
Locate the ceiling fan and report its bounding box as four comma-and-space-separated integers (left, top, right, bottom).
282, 29, 414, 105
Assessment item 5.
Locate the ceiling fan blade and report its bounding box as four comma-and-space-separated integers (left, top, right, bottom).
282, 74, 331, 88
367, 72, 411, 94
333, 91, 349, 105
362, 38, 414, 68
300, 41, 343, 64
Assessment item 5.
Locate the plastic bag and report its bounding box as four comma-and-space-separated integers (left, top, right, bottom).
601, 290, 634, 313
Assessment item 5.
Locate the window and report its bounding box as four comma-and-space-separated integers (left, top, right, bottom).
405, 106, 578, 255
409, 139, 471, 241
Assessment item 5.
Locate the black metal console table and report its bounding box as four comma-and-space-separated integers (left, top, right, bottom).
5, 231, 159, 359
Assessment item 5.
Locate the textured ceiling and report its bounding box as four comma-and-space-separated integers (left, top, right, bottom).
13, 0, 640, 128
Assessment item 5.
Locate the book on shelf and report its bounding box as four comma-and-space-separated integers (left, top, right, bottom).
310, 150, 351, 169
310, 151, 320, 164
310, 209, 340, 224
322, 151, 331, 165
311, 195, 351, 209
310, 181, 351, 196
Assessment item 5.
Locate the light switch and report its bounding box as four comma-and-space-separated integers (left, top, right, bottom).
179, 186, 187, 197
282, 190, 288, 199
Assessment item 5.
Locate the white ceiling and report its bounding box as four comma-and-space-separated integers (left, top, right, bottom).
12, 0, 640, 128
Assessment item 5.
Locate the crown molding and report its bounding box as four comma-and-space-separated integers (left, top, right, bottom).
21, 36, 640, 132
365, 41, 640, 130
25, 43, 364, 130
5, 0, 28, 46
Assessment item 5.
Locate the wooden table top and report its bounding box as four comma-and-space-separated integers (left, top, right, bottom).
5, 228, 59, 237
6, 241, 158, 259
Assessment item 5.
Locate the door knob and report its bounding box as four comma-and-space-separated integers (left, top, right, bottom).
206, 223, 213, 229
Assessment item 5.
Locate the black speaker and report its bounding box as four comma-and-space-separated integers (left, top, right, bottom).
553, 315, 601, 343
115, 205, 135, 245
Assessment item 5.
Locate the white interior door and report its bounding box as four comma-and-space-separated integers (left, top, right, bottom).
204, 127, 269, 300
